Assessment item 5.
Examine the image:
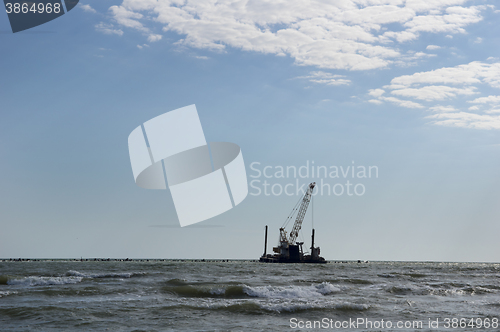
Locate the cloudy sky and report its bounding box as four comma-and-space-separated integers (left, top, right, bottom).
1, 0, 500, 262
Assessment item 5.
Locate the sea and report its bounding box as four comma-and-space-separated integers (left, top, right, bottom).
0, 260, 499, 331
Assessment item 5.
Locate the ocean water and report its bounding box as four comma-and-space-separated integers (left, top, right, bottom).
0, 260, 499, 331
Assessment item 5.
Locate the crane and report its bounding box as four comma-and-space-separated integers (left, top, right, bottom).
261, 181, 325, 263
277, 182, 315, 252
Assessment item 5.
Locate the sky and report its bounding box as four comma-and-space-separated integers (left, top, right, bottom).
1, 0, 500, 262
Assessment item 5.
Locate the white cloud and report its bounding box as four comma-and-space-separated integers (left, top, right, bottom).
394, 51, 437, 67
137, 44, 149, 49
390, 85, 477, 101
80, 4, 96, 14
108, 5, 165, 43
109, 5, 148, 32
426, 112, 500, 130
105, 0, 488, 71
468, 95, 500, 104
429, 105, 457, 113
147, 34, 162, 42
389, 61, 500, 88
368, 89, 385, 97
426, 45, 441, 50
194, 55, 209, 60
295, 71, 351, 86
485, 109, 500, 114
379, 96, 424, 109
474, 37, 483, 43
95, 22, 124, 36
368, 99, 383, 105
370, 61, 500, 130
383, 4, 484, 42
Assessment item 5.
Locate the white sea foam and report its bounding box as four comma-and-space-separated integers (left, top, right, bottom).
383, 283, 494, 297
66, 270, 141, 279
209, 288, 227, 295
0, 290, 17, 297
243, 282, 340, 299
7, 276, 83, 286
190, 298, 369, 313
333, 303, 371, 311
258, 301, 370, 313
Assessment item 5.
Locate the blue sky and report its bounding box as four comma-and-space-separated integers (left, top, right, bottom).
1, 0, 500, 262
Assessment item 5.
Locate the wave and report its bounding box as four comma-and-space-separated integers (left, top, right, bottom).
378, 272, 428, 279
239, 301, 369, 313
0, 275, 9, 285
343, 278, 373, 285
255, 301, 369, 313
385, 284, 427, 295
165, 282, 341, 299
244, 282, 341, 298
385, 284, 463, 296
479, 284, 500, 291
165, 278, 188, 286
165, 285, 247, 298
66, 270, 145, 279
402, 273, 428, 278
378, 273, 397, 278
0, 270, 143, 287
460, 286, 496, 295
6, 276, 83, 286
0, 290, 17, 298
384, 283, 499, 296
157, 300, 370, 314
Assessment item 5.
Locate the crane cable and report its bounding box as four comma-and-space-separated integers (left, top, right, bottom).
281, 193, 304, 229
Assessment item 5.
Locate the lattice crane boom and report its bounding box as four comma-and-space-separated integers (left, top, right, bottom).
288, 182, 315, 245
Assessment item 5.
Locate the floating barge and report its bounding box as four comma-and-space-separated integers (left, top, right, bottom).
259, 182, 326, 264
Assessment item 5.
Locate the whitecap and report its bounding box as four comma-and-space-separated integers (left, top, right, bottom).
243, 282, 341, 299
66, 270, 140, 279
0, 290, 17, 297
7, 276, 83, 286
